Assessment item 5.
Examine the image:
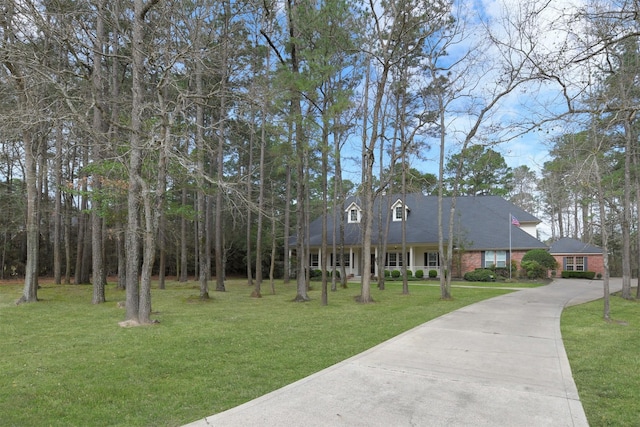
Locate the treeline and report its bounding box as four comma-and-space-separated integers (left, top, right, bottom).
1, 0, 639, 322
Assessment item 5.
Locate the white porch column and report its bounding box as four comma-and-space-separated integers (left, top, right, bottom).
349, 247, 354, 276
410, 246, 414, 273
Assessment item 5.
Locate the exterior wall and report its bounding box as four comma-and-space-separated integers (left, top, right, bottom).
458, 250, 527, 278
458, 252, 482, 277
552, 254, 604, 277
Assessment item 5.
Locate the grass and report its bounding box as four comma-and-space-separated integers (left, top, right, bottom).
0, 278, 514, 427
561, 290, 640, 427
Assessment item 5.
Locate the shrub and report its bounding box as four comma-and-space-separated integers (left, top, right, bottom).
406, 270, 413, 277
463, 268, 495, 282
521, 249, 557, 270
520, 260, 547, 279
384, 270, 391, 278
415, 269, 424, 278
561, 270, 596, 279
428, 269, 438, 278
391, 270, 401, 278
330, 270, 340, 278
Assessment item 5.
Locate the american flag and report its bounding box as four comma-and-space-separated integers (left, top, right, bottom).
511, 214, 520, 227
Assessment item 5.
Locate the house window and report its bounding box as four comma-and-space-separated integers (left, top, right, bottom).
333, 253, 350, 267
395, 206, 403, 220
565, 256, 585, 271
391, 200, 409, 222
425, 252, 439, 267
484, 250, 507, 268
347, 204, 361, 223
387, 252, 404, 267
309, 253, 319, 268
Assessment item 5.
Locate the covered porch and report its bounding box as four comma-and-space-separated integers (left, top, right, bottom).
306, 245, 446, 278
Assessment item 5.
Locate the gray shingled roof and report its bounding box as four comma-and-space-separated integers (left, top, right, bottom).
303, 194, 547, 251
548, 237, 603, 254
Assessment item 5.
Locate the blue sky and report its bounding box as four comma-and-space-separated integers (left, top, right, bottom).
342, 0, 586, 183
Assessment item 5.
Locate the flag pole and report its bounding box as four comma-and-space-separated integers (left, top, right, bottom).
509, 213, 512, 279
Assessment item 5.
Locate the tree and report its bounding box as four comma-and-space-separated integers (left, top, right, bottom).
521, 249, 557, 270
444, 145, 513, 196
124, 0, 161, 326
358, 0, 453, 303
1, 1, 50, 304
508, 165, 539, 215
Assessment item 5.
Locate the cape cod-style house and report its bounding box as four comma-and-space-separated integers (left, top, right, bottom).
301, 194, 548, 278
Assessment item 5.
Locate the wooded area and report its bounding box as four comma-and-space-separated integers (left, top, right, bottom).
1, 0, 638, 323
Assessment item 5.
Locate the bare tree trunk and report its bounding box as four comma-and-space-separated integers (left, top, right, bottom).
3, 45, 40, 302
195, 48, 209, 300
246, 130, 254, 288
179, 188, 188, 282
91, 0, 107, 304
75, 171, 88, 284
320, 120, 329, 306
621, 121, 632, 299
283, 152, 292, 284
125, 0, 160, 324
269, 184, 277, 295
19, 129, 39, 304
54, 122, 63, 285
253, 86, 268, 298
593, 149, 611, 320
214, 0, 231, 293
634, 145, 640, 298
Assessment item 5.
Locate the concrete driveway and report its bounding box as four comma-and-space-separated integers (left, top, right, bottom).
183, 278, 621, 427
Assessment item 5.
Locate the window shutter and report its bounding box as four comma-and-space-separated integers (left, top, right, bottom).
584, 257, 588, 271
563, 257, 567, 270
481, 252, 485, 268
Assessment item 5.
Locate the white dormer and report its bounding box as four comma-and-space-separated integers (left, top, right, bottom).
391, 199, 409, 221
345, 202, 362, 223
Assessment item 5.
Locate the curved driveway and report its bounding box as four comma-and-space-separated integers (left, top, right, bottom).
184, 278, 621, 427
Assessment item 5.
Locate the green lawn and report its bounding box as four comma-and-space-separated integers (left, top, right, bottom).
0, 279, 512, 427
561, 292, 640, 427
3, 279, 627, 427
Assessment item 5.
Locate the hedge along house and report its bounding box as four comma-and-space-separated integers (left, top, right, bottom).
548, 237, 605, 277
299, 194, 547, 279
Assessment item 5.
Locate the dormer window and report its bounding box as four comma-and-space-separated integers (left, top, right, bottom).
391, 199, 409, 221
395, 206, 403, 220
345, 202, 362, 223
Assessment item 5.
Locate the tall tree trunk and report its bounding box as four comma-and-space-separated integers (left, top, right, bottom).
634, 144, 640, 299
179, 187, 188, 282
246, 130, 254, 288
286, 0, 309, 302
269, 185, 277, 295
19, 129, 39, 304
91, 0, 106, 304
320, 118, 329, 306
75, 172, 88, 284
253, 87, 268, 298
53, 122, 63, 285
195, 48, 209, 300
125, 0, 160, 324
593, 151, 611, 320
214, 0, 231, 293
620, 120, 632, 299
283, 150, 292, 284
